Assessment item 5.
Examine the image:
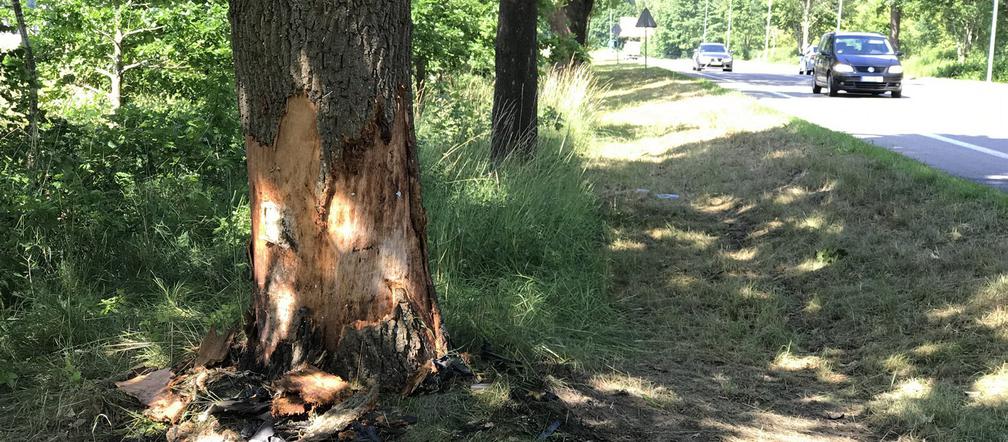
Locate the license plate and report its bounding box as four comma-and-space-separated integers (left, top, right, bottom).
861, 76, 884, 83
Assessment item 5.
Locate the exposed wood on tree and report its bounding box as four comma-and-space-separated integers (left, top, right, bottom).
10, 0, 38, 140
228, 0, 448, 389
491, 0, 538, 162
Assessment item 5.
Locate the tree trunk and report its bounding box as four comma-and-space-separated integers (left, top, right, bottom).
11, 0, 38, 139
889, 2, 901, 51
229, 0, 448, 389
564, 0, 595, 46
491, 0, 538, 163
801, 0, 812, 50
110, 30, 123, 110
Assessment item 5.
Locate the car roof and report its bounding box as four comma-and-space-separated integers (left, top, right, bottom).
700, 42, 726, 46
832, 32, 886, 38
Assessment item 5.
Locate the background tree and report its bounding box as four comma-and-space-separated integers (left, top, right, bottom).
412, 0, 496, 93
491, 0, 538, 162
564, 0, 597, 46
9, 0, 36, 139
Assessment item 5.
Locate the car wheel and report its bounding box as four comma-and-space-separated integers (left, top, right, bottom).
723, 67, 732, 72
891, 90, 902, 98
828, 72, 840, 97
812, 76, 822, 94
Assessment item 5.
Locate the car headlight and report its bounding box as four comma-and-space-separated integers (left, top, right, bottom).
833, 63, 854, 73
888, 65, 903, 74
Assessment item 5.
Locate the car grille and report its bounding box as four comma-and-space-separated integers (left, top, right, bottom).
841, 81, 900, 89
854, 66, 889, 73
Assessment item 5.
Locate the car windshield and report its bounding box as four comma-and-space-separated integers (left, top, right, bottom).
834, 36, 894, 55
700, 44, 726, 53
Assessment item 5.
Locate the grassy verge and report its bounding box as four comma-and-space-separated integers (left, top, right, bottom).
579, 62, 1008, 440
0, 65, 618, 440
903, 46, 1008, 82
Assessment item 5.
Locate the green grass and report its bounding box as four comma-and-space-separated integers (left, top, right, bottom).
4, 55, 1006, 441
576, 62, 1008, 440
0, 65, 620, 441
902, 46, 1008, 82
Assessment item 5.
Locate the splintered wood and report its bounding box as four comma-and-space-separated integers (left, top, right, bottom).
115, 369, 189, 423
272, 366, 351, 417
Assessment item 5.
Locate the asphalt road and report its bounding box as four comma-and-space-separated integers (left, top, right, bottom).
652, 58, 1008, 191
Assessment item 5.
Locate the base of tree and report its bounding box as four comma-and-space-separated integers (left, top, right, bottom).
115, 327, 472, 441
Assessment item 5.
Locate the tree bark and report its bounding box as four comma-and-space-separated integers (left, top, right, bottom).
564, 0, 595, 46
11, 0, 38, 139
801, 0, 812, 50
491, 0, 538, 163
229, 0, 448, 389
889, 2, 901, 51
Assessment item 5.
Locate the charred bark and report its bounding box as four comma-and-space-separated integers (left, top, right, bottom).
491, 0, 538, 163
229, 0, 447, 389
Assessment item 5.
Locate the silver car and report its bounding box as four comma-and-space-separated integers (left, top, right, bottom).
692, 42, 733, 72
799, 45, 817, 75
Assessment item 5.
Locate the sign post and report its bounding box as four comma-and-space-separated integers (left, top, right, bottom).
637, 8, 657, 69
612, 23, 622, 64
987, 0, 1000, 82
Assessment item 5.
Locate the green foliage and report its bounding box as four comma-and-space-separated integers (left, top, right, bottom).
416, 65, 615, 361
412, 0, 496, 81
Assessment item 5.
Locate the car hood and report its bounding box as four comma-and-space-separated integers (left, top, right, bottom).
837, 54, 900, 66
700, 52, 731, 58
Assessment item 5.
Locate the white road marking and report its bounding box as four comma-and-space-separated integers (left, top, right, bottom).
767, 91, 792, 99
920, 133, 1008, 160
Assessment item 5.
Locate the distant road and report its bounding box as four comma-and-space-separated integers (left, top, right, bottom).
651, 58, 1008, 191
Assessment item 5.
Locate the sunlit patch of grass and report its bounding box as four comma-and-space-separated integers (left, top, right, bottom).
647, 226, 717, 250
587, 63, 1008, 440
969, 364, 1008, 407
590, 372, 682, 410
608, 238, 646, 251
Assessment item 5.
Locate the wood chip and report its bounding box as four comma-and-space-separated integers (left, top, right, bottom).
401, 359, 435, 396
298, 385, 378, 442
116, 369, 174, 405
271, 394, 308, 417
275, 366, 351, 406
194, 326, 235, 368
116, 369, 190, 422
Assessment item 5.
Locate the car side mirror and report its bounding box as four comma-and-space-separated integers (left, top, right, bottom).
896, 50, 904, 56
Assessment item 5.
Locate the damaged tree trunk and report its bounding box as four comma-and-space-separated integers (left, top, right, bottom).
229, 0, 447, 390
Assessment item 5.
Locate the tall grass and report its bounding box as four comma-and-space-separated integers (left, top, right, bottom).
416, 64, 616, 364
0, 64, 614, 439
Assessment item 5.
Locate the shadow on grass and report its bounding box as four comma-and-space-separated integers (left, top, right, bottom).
555, 63, 1008, 441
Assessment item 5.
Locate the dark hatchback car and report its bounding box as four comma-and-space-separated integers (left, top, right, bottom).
813, 32, 904, 98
